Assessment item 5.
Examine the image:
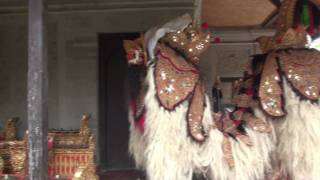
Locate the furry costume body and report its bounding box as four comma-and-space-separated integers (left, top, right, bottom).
245, 48, 320, 179
126, 14, 274, 180
128, 67, 274, 180
255, 0, 320, 177
270, 79, 320, 180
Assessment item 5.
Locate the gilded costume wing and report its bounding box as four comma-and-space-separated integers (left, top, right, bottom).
145, 14, 211, 142
278, 49, 320, 100
155, 43, 210, 142
259, 53, 285, 117
187, 83, 206, 141
259, 49, 320, 117
155, 43, 199, 110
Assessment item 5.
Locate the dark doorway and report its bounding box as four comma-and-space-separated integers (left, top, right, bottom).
97, 33, 206, 180
98, 33, 140, 171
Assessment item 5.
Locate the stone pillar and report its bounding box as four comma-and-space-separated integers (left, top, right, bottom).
28, 0, 48, 179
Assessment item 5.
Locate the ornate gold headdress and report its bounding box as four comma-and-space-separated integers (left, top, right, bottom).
257, 0, 308, 53
123, 34, 147, 66
161, 21, 211, 65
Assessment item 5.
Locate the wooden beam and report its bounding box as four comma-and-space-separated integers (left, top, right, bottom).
0, 1, 195, 15
28, 0, 48, 179
202, 0, 277, 28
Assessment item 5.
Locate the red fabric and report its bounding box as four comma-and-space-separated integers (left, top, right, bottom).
308, 4, 315, 35
233, 120, 242, 127
130, 100, 136, 114
239, 108, 247, 112
245, 88, 254, 96
201, 22, 209, 29
130, 99, 146, 134
276, 37, 282, 44
127, 49, 137, 62
213, 37, 221, 43
135, 114, 145, 134
48, 139, 54, 150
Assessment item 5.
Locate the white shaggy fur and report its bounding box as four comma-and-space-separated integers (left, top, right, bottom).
128, 109, 146, 169
272, 79, 320, 180
144, 66, 224, 180
128, 66, 275, 180
208, 109, 275, 180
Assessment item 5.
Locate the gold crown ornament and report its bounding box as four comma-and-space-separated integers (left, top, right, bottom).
161, 22, 211, 65
257, 0, 308, 53
257, 25, 308, 53
123, 35, 147, 66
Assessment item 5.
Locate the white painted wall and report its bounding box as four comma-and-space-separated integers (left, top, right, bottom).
200, 29, 275, 103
